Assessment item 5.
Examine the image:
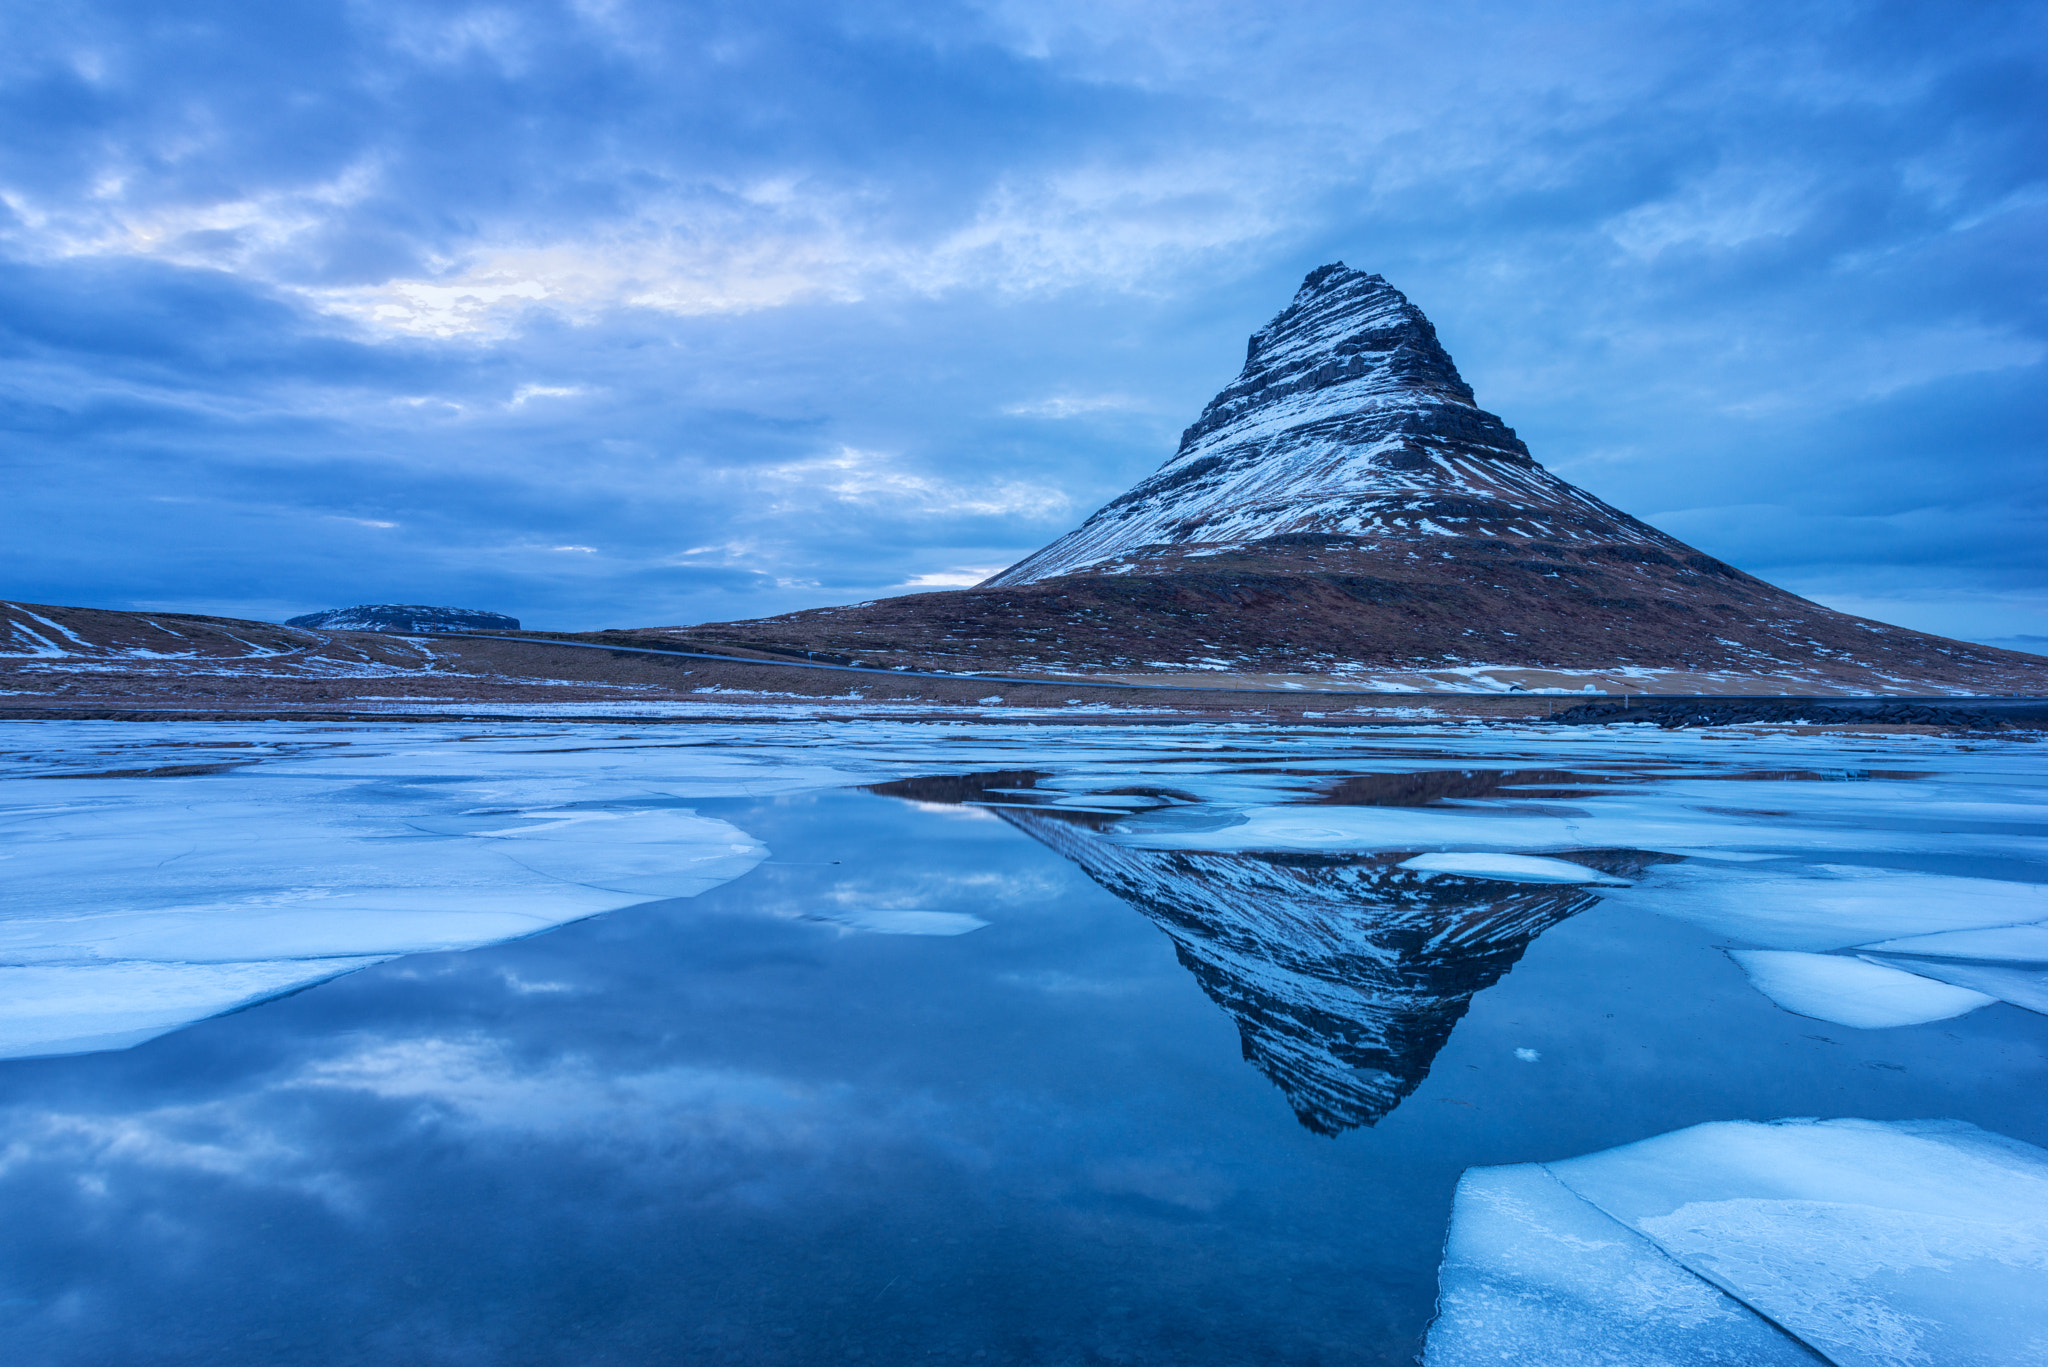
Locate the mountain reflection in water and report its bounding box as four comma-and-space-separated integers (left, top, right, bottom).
866, 771, 1671, 1134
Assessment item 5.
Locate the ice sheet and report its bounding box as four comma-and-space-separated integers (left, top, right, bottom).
1399, 852, 1630, 884
1727, 950, 1997, 1029
1432, 1119, 2048, 1367
1425, 1162, 1815, 1366
1868, 958, 2048, 1016
1859, 923, 2048, 963
0, 958, 393, 1058
1542, 1119, 2048, 1367
1615, 863, 2048, 952
1, 764, 769, 1059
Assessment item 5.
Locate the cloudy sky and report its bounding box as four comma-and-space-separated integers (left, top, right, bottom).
3, 0, 2043, 642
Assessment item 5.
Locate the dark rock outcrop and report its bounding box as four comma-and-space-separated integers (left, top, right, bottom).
285, 605, 519, 633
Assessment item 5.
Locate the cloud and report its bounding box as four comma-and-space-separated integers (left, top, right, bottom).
509, 383, 586, 406
755, 446, 1073, 520
1604, 164, 1821, 257
1002, 394, 1140, 418
0, 0, 2042, 636
898, 566, 1009, 588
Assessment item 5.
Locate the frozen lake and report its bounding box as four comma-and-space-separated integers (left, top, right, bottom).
2, 716, 2045, 1364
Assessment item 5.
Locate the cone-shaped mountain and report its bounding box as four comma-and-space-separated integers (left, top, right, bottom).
653, 265, 2046, 694
988, 262, 1635, 586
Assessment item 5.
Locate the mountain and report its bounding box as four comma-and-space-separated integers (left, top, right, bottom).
285, 605, 519, 632
647, 265, 2048, 695
986, 261, 1620, 587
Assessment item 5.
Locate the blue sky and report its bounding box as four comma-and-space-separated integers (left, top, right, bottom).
2, 0, 2043, 643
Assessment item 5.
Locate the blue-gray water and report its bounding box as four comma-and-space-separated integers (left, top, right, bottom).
2, 724, 2045, 1365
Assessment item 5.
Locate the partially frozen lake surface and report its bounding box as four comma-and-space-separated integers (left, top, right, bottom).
2, 716, 2045, 1364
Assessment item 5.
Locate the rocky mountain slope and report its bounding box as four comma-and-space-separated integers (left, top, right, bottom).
650, 266, 2048, 695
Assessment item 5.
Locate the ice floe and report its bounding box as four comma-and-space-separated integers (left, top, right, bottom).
1427, 1162, 1814, 1365
1, 756, 768, 1059
1727, 949, 1998, 1029
1084, 746, 2047, 1029
1853, 923, 2048, 1019
1111, 788, 2048, 864
1859, 923, 2048, 962
1871, 959, 2048, 1016
1608, 863, 2048, 1026
1613, 863, 2048, 953
0, 958, 394, 1059
1429, 1118, 2048, 1367
1399, 852, 1629, 884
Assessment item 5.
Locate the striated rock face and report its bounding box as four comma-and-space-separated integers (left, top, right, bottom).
285, 605, 519, 633
989, 264, 1666, 586
649, 265, 2048, 694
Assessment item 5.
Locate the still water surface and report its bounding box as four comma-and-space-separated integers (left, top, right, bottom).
2, 722, 2044, 1365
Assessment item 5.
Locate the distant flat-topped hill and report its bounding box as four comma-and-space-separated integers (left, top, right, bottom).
636, 264, 2047, 697
285, 604, 519, 632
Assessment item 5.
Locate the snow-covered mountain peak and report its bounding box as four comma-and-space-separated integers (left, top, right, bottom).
984, 264, 1666, 587
1190, 263, 1478, 452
